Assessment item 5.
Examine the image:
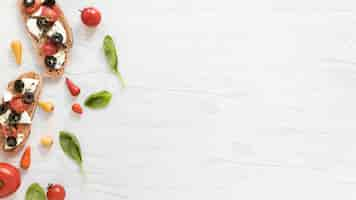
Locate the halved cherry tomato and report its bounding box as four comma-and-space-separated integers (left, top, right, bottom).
9, 97, 27, 113
24, 0, 41, 14
41, 6, 59, 22
47, 184, 65, 200
0, 163, 21, 198
41, 41, 58, 56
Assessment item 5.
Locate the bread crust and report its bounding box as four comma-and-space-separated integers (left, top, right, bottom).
0, 72, 42, 153
18, 0, 73, 78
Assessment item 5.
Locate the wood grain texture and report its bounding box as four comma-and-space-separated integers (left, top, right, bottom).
1, 0, 356, 199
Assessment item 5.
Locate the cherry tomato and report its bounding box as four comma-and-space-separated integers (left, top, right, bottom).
41, 41, 58, 56
47, 184, 65, 200
81, 7, 102, 27
41, 6, 59, 22
24, 0, 41, 14
72, 103, 83, 114
0, 163, 21, 198
9, 97, 27, 113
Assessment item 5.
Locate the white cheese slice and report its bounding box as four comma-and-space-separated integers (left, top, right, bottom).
53, 51, 66, 69
22, 78, 39, 93
26, 19, 42, 39
0, 110, 10, 125
4, 133, 25, 150
3, 91, 12, 102
17, 133, 25, 144
18, 112, 32, 124
26, 7, 43, 40
47, 21, 67, 44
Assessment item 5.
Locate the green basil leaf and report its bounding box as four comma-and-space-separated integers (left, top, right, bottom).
59, 131, 83, 167
25, 183, 46, 200
84, 90, 112, 109
103, 35, 126, 87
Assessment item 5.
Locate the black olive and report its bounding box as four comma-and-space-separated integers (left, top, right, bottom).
8, 112, 21, 125
14, 79, 24, 93
50, 32, 64, 45
36, 18, 51, 30
43, 0, 56, 6
23, 92, 34, 104
45, 56, 57, 68
0, 104, 8, 115
23, 0, 35, 8
6, 136, 17, 147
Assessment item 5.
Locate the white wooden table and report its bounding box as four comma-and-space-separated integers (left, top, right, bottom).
1, 0, 356, 199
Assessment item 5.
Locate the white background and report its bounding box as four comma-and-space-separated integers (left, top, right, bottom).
1, 0, 356, 199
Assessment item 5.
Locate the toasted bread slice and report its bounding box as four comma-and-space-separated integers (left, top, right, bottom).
0, 72, 42, 152
18, 0, 73, 78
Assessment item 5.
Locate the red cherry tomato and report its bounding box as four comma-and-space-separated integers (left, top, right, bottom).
0, 163, 21, 198
24, 0, 41, 14
41, 6, 59, 22
47, 184, 66, 200
72, 103, 83, 114
9, 97, 27, 113
81, 7, 102, 27
41, 41, 58, 56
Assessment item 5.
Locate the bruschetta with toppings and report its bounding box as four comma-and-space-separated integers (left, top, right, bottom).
19, 0, 73, 78
0, 72, 42, 152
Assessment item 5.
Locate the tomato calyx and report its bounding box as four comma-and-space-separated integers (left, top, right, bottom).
0, 180, 4, 188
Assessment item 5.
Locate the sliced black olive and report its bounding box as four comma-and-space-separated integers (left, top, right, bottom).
14, 79, 24, 93
0, 104, 8, 115
6, 136, 17, 147
8, 112, 21, 125
23, 0, 35, 8
50, 32, 64, 45
36, 18, 52, 30
43, 0, 56, 6
23, 92, 34, 104
45, 56, 57, 68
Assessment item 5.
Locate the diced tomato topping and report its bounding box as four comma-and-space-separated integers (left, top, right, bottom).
52, 5, 63, 16
41, 41, 58, 56
24, 0, 41, 14
41, 6, 59, 22
9, 97, 27, 114
1, 126, 17, 137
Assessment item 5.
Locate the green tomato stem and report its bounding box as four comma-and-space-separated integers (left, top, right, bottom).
0, 180, 4, 188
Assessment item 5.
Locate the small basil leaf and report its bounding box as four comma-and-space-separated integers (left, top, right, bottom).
103, 35, 126, 87
59, 131, 83, 167
26, 183, 46, 200
84, 90, 112, 109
